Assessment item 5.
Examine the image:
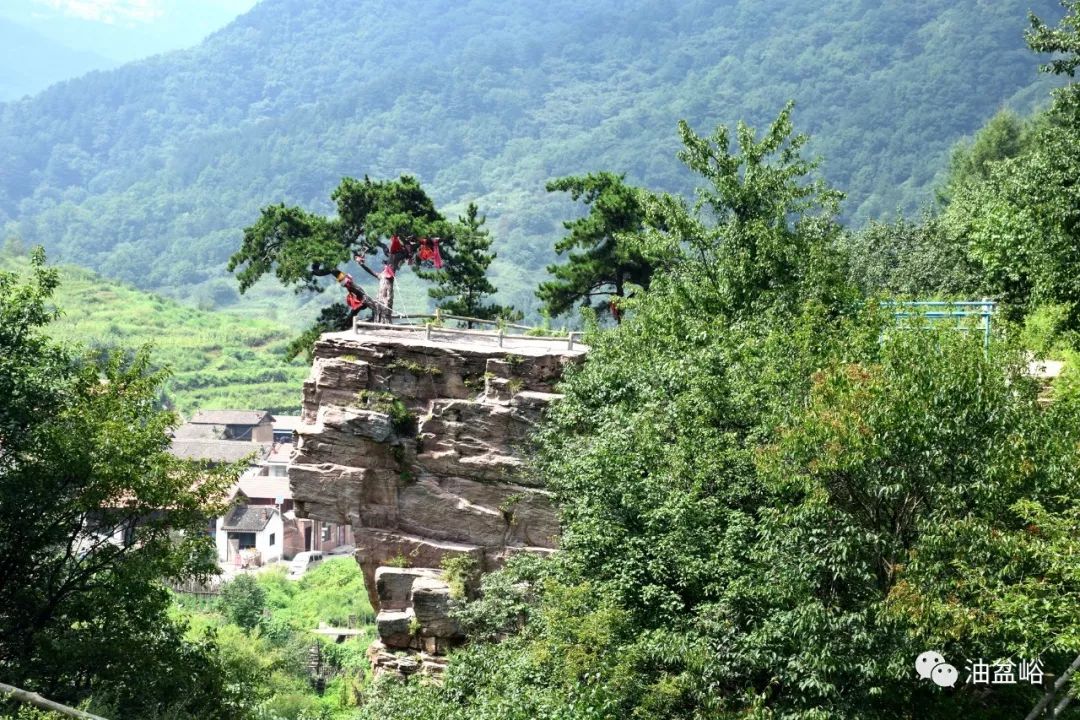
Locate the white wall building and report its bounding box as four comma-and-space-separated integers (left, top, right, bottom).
215, 504, 284, 566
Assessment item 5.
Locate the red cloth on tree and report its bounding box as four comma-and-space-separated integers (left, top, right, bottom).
431, 238, 443, 269
418, 238, 434, 262
389, 235, 403, 254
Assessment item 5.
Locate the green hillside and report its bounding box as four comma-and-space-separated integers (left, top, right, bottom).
0, 0, 1063, 317
0, 248, 307, 416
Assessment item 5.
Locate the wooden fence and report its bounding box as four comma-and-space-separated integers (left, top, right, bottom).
165, 577, 223, 598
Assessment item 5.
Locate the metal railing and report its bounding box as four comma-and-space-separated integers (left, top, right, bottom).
352, 314, 585, 351
885, 300, 996, 349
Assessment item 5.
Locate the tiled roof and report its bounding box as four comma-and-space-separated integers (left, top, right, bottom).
221, 505, 277, 532
169, 439, 271, 463
171, 423, 221, 440
188, 410, 273, 426
234, 472, 292, 502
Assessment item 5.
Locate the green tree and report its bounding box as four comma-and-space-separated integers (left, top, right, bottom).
1027, 0, 1080, 78
219, 574, 267, 631
538, 172, 655, 322
0, 249, 244, 718
944, 1, 1080, 326
638, 101, 851, 321
357, 103, 1080, 720
936, 109, 1029, 204
425, 204, 517, 327
839, 212, 983, 297
747, 327, 1080, 718
228, 175, 455, 356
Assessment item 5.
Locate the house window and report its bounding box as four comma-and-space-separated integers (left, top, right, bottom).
233, 532, 256, 549
269, 533, 276, 546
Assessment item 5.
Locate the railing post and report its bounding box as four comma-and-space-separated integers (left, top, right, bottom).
425, 324, 432, 341
568, 333, 575, 350
498, 328, 504, 347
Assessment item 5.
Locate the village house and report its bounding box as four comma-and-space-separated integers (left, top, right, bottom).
169, 410, 352, 568
174, 409, 275, 443
214, 465, 353, 566
272, 415, 300, 444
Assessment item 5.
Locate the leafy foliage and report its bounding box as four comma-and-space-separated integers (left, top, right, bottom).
539, 172, 654, 321
638, 102, 852, 321
229, 175, 456, 346
1027, 0, 1080, 77
944, 103, 1080, 323
936, 109, 1032, 204
0, 249, 245, 719
426, 203, 518, 325
220, 574, 267, 630
172, 558, 374, 720
356, 100, 1080, 720
839, 213, 983, 298
848, 2, 1080, 337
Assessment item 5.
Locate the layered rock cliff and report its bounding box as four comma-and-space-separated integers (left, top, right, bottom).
288, 327, 586, 616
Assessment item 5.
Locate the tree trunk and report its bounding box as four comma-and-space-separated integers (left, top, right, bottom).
374, 273, 394, 324
0, 682, 110, 720
614, 271, 625, 324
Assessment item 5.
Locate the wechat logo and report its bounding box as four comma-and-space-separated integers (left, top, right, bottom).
916, 650, 958, 688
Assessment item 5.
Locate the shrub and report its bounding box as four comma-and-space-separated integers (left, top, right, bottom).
219, 574, 267, 631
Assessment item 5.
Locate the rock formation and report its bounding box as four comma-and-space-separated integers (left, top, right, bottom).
288, 326, 585, 671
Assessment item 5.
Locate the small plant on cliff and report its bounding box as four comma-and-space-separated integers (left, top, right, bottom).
389, 358, 443, 376
441, 554, 480, 601
425, 203, 520, 327
498, 493, 525, 527
387, 399, 415, 435
355, 390, 416, 434
408, 615, 422, 636
387, 554, 410, 568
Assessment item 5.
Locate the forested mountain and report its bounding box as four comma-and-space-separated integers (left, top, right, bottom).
0, 0, 1062, 315
0, 17, 115, 101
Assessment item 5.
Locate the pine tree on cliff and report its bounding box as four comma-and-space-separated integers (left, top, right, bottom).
424, 203, 520, 328
228, 175, 455, 359
539, 172, 655, 323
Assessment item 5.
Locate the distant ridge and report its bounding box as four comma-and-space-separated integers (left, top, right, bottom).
0, 0, 1063, 314
0, 17, 115, 100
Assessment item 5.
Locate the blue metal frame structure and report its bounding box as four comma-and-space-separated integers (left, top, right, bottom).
883, 300, 996, 349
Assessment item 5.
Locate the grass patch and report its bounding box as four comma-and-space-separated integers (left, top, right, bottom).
1, 255, 308, 417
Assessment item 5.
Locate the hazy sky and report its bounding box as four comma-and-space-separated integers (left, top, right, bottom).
1, 0, 258, 62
